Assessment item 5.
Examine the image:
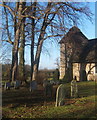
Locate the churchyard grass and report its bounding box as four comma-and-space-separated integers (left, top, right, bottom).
2, 81, 97, 118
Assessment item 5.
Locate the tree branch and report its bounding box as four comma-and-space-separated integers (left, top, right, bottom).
2, 40, 13, 45
3, 2, 13, 45
0, 3, 15, 16
43, 34, 63, 40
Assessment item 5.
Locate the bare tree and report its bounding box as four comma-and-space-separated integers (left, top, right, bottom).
1, 2, 93, 82
30, 1, 37, 81
31, 2, 93, 81
19, 2, 26, 83
10, 2, 25, 82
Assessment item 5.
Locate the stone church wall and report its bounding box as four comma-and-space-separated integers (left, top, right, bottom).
60, 43, 65, 79
60, 49, 96, 81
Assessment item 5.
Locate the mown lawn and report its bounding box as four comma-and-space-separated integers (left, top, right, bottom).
2, 81, 97, 119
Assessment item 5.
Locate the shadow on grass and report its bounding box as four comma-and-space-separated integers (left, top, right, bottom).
2, 87, 56, 108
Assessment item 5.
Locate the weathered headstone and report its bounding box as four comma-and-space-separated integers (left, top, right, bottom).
43, 80, 53, 97
4, 82, 11, 90
14, 80, 21, 89
30, 80, 37, 92
55, 84, 68, 107
71, 79, 78, 98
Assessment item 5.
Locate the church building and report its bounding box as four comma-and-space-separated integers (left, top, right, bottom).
59, 26, 97, 81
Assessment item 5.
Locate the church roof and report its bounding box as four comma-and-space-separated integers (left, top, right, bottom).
79, 38, 97, 63
60, 26, 97, 63
59, 26, 88, 45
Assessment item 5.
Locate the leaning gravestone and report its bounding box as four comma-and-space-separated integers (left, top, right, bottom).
71, 79, 78, 98
55, 84, 70, 107
14, 80, 21, 89
30, 80, 37, 92
4, 82, 11, 90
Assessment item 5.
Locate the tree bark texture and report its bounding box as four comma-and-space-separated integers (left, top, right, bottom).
31, 2, 36, 81
19, 2, 26, 83
32, 3, 52, 81
79, 63, 87, 81
11, 2, 24, 82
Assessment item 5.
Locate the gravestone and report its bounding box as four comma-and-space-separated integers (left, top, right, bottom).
4, 82, 11, 90
71, 79, 78, 98
30, 80, 37, 92
14, 80, 21, 89
43, 80, 53, 97
55, 84, 69, 107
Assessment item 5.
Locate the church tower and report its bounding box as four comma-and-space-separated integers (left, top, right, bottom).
59, 26, 88, 80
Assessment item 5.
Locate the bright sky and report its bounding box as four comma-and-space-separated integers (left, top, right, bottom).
24, 2, 96, 69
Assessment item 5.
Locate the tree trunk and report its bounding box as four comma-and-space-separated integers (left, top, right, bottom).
31, 2, 36, 81
80, 63, 87, 81
31, 2, 52, 81
11, 2, 24, 82
64, 44, 68, 74
19, 18, 26, 82
31, 23, 48, 81
19, 2, 26, 83
68, 62, 73, 81
10, 2, 18, 82
32, 38, 44, 81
